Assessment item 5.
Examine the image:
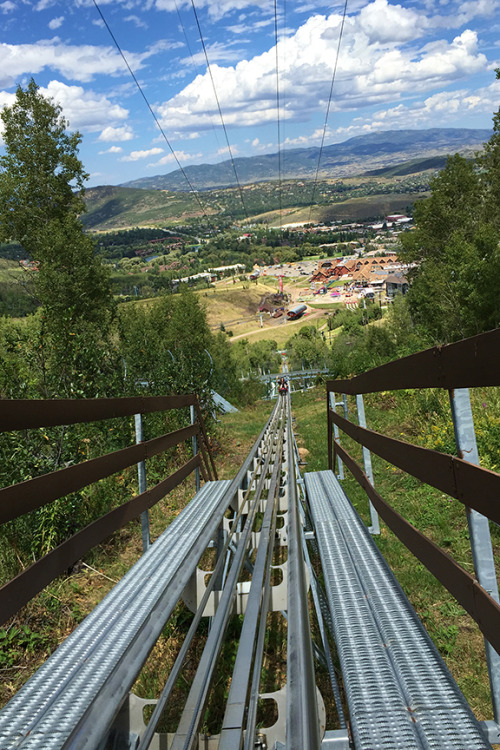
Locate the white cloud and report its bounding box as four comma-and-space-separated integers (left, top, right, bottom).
48, 16, 64, 29
284, 128, 326, 148
154, 0, 270, 21
330, 78, 500, 136
149, 149, 203, 166
0, 1, 15, 13
358, 0, 422, 44
124, 14, 148, 29
154, 6, 489, 137
122, 147, 164, 161
181, 41, 246, 68
0, 39, 148, 83
99, 145, 124, 154
98, 125, 135, 141
217, 145, 239, 156
38, 80, 129, 132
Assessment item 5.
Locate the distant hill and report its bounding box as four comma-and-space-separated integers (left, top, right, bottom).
363, 155, 450, 178
121, 128, 490, 191
81, 185, 206, 230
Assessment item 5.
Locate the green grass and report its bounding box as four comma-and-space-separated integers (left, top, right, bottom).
0, 259, 23, 281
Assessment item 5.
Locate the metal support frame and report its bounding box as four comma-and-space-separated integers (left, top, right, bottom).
449, 387, 500, 724
286, 411, 322, 750
190, 405, 201, 493
329, 393, 344, 480
355, 394, 380, 535
134, 413, 150, 552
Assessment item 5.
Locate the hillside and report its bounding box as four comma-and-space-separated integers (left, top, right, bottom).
82, 179, 429, 230
80, 185, 213, 230
121, 128, 490, 191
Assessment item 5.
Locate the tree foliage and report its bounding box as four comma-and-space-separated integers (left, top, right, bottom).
0, 79, 87, 253
0, 79, 114, 394
399, 117, 500, 343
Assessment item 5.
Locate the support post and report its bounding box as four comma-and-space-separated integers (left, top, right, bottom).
355, 394, 380, 535
190, 404, 201, 493
134, 413, 150, 553
449, 388, 500, 723
328, 393, 344, 480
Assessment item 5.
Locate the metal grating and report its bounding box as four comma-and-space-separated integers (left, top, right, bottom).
305, 470, 491, 750
0, 480, 232, 750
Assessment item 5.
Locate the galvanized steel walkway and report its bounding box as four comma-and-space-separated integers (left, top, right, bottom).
0, 398, 493, 749
305, 470, 491, 750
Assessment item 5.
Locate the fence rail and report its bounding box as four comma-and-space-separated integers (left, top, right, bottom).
327, 327, 500, 394
0, 393, 216, 626
326, 328, 500, 718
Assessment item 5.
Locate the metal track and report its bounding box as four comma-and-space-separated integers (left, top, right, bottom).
305, 470, 492, 750
0, 401, 492, 750
0, 480, 232, 750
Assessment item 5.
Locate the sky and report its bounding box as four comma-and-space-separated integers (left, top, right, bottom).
0, 0, 499, 187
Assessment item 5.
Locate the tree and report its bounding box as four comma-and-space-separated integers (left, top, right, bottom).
0, 79, 114, 395
479, 68, 500, 229
399, 154, 500, 343
0, 79, 87, 253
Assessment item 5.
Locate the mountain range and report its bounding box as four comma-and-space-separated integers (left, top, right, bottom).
121, 128, 491, 191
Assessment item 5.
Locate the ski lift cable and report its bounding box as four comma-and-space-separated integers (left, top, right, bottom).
91, 0, 213, 226
274, 0, 283, 239
308, 0, 349, 221
190, 0, 250, 221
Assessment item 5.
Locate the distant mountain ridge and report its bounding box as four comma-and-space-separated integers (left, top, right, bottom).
121, 128, 491, 191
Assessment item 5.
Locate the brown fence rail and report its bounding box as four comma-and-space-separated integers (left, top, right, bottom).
326, 329, 500, 667
334, 440, 500, 656
327, 327, 500, 394
0, 393, 217, 626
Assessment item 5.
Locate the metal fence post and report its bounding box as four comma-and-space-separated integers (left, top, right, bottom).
329, 393, 344, 480
190, 404, 201, 493
134, 413, 150, 553
355, 394, 380, 535
449, 387, 500, 723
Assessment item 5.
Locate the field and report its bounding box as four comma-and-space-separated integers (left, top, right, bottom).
247, 191, 430, 227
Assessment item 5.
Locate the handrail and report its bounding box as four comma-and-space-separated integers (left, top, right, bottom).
0, 425, 199, 524
334, 440, 500, 655
329, 410, 500, 525
0, 394, 197, 431
326, 327, 500, 722
0, 393, 216, 625
327, 327, 500, 394
0, 457, 200, 625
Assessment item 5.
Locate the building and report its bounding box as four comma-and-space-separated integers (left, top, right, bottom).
385, 274, 409, 297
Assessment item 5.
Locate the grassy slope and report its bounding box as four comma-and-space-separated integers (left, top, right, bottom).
245, 191, 430, 227
0, 259, 24, 282
81, 180, 429, 231
81, 186, 207, 230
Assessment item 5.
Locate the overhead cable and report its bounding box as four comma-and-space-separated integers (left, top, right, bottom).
189, 0, 249, 220
308, 0, 349, 221
274, 0, 283, 238
91, 0, 212, 223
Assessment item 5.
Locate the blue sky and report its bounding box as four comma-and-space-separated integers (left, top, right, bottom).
1, 0, 499, 187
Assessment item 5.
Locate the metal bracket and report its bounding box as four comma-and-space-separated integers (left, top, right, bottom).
182, 562, 289, 616
260, 686, 326, 749
481, 720, 500, 744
